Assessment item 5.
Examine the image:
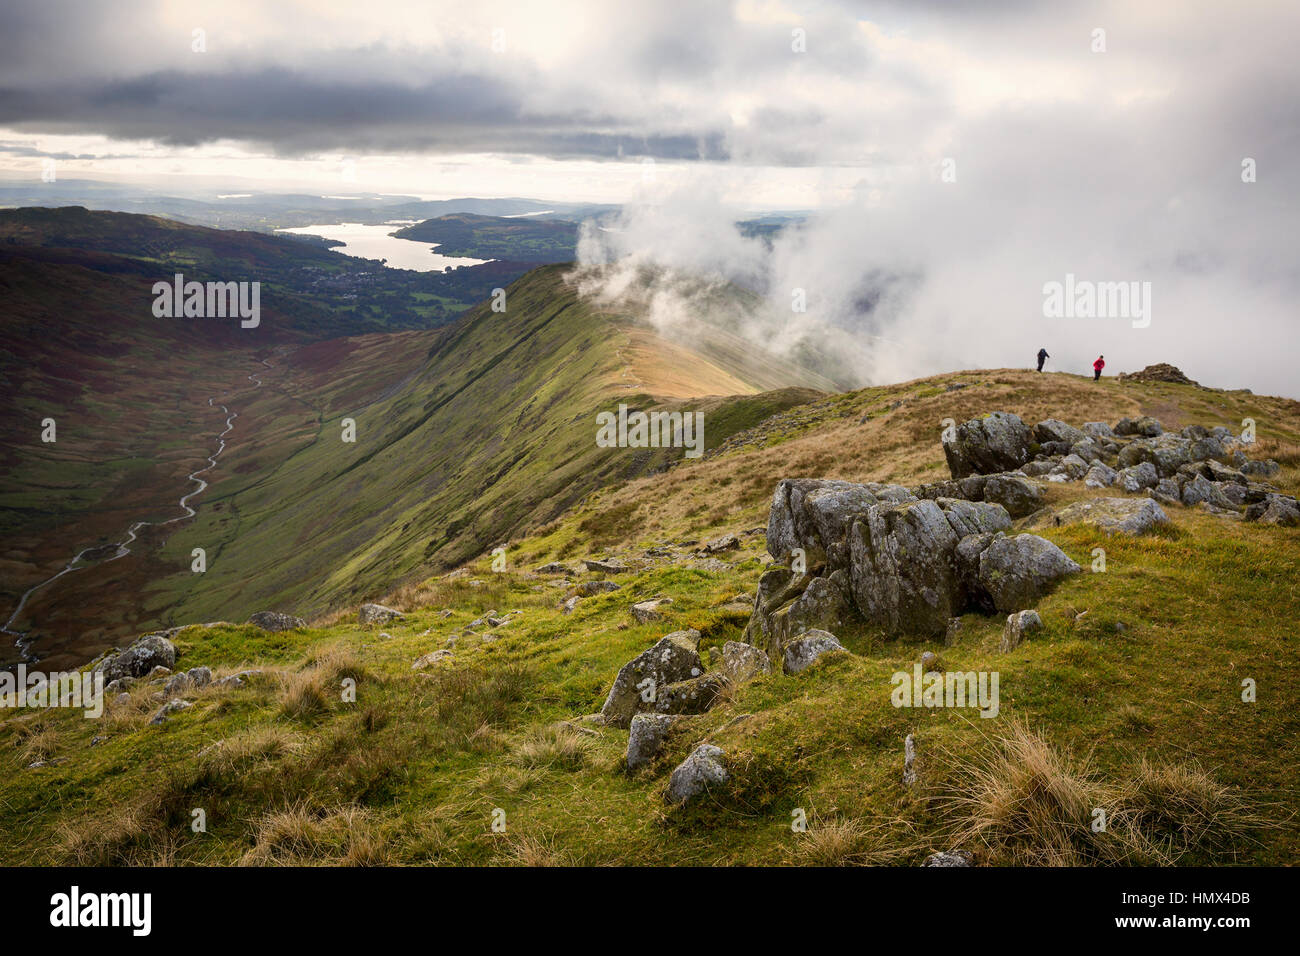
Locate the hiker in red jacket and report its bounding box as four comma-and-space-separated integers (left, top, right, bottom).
1093, 355, 1105, 382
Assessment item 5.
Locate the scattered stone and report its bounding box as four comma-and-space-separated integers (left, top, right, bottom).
1083, 422, 1114, 439
626, 714, 677, 770
923, 850, 975, 867
1084, 461, 1118, 488
981, 474, 1044, 518
577, 580, 621, 597
699, 533, 740, 554
1031, 497, 1170, 536
631, 598, 672, 624
583, 558, 629, 574
666, 744, 728, 805
561, 596, 581, 615
1116, 461, 1160, 492
654, 672, 728, 716
534, 562, 574, 574
1115, 415, 1164, 437
162, 666, 212, 696
720, 641, 771, 683
1001, 609, 1044, 652
148, 698, 191, 726
903, 733, 918, 786
1034, 419, 1087, 446
412, 649, 453, 669
920, 651, 941, 672
359, 603, 403, 626
247, 611, 306, 632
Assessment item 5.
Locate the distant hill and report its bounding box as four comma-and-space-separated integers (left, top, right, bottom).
393, 213, 580, 263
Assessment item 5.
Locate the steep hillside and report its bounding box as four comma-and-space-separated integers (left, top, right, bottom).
2, 256, 830, 668
2, 368, 1295, 866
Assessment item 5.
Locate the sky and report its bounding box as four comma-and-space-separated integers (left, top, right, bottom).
1, 0, 1297, 394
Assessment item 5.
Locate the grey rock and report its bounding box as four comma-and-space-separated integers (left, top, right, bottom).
1083, 422, 1115, 439
1033, 497, 1171, 536
95, 634, 177, 685
782, 629, 846, 674
978, 476, 1043, 518
654, 672, 728, 716
577, 580, 621, 597
1117, 461, 1160, 492
1084, 461, 1118, 489
1049, 454, 1090, 481
1034, 419, 1087, 446
721, 640, 772, 684
626, 714, 677, 770
849, 499, 961, 638
977, 535, 1081, 614
1001, 609, 1044, 652
583, 558, 630, 573
148, 698, 191, 726
903, 733, 918, 787
666, 744, 729, 805
358, 603, 403, 626
923, 850, 975, 867
1115, 416, 1163, 437
600, 629, 704, 728
631, 598, 672, 624
942, 412, 1034, 479
247, 611, 306, 632
1258, 496, 1300, 527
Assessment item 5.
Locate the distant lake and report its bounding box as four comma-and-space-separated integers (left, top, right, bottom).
276, 222, 491, 272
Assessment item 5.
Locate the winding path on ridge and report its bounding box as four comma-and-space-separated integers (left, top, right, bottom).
0, 359, 272, 662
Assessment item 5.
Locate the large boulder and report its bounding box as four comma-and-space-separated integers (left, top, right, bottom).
977, 535, 1081, 614
666, 744, 729, 805
980, 474, 1044, 518
942, 412, 1034, 479
766, 478, 914, 567
1117, 436, 1193, 477
767, 572, 855, 655
247, 611, 306, 632
782, 629, 846, 674
599, 629, 704, 728
1034, 420, 1087, 446
849, 499, 963, 638
1181, 474, 1234, 510
95, 634, 177, 684
1255, 495, 1300, 527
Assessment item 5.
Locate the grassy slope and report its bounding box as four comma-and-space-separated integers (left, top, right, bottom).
3, 368, 1296, 865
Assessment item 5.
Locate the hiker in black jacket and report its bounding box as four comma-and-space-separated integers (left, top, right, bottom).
1036, 348, 1049, 372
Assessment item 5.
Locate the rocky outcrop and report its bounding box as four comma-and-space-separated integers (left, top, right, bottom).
942, 412, 1033, 479
95, 634, 177, 685
720, 641, 771, 683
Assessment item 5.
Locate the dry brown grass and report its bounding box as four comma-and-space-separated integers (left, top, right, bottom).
935, 721, 1260, 865
510, 723, 594, 771
241, 802, 393, 866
